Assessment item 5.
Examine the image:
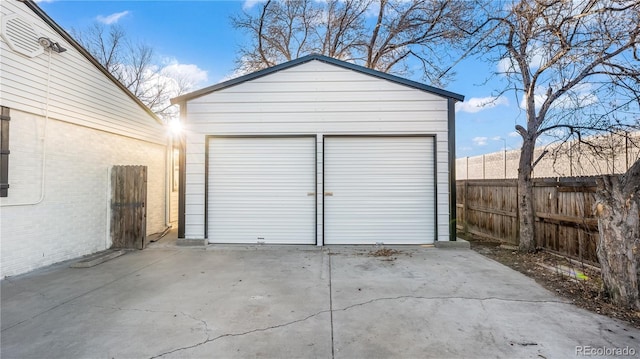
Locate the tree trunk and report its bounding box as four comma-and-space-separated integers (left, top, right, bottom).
518, 137, 537, 252
594, 169, 640, 310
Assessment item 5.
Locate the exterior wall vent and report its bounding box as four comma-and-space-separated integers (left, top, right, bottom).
1, 13, 44, 58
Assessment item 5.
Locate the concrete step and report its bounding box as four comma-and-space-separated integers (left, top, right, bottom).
70, 250, 127, 268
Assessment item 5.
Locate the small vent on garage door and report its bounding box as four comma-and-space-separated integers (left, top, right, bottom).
1, 14, 44, 58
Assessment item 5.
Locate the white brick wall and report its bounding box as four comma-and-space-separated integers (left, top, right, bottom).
0, 110, 167, 277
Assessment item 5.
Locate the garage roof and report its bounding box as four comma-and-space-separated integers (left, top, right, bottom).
171, 54, 465, 104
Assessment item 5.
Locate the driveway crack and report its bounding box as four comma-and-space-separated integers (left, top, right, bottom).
181, 311, 211, 336
147, 294, 568, 358
149, 310, 330, 358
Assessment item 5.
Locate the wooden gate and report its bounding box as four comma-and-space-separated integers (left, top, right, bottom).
111, 165, 147, 249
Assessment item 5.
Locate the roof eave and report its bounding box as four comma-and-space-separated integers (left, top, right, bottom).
171, 54, 465, 104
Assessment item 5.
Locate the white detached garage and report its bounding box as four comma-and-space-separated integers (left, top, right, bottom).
171, 55, 464, 246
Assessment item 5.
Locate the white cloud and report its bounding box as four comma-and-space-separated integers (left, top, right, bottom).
243, 0, 267, 10
508, 131, 520, 138
497, 57, 517, 75
118, 59, 208, 122
456, 96, 509, 113
528, 43, 546, 70
473, 137, 488, 146
161, 59, 209, 88
96, 11, 130, 25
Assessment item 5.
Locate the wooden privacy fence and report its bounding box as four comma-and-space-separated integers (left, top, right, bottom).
456, 177, 601, 265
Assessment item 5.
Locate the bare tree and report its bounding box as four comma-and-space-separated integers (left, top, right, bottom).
232, 0, 473, 85
75, 23, 126, 75
473, 0, 640, 308
232, 0, 319, 72
364, 0, 470, 84
318, 0, 370, 61
72, 23, 196, 121
475, 0, 640, 249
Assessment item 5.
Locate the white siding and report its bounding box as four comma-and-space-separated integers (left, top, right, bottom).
0, 110, 167, 277
0, 0, 165, 145
181, 60, 452, 243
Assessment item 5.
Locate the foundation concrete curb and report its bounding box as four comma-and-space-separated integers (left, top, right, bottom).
434, 238, 470, 249
176, 238, 207, 246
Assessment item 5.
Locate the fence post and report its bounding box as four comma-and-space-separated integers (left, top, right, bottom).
482, 154, 486, 179
625, 132, 629, 170
515, 179, 520, 245
463, 180, 469, 236
466, 156, 469, 180
504, 149, 507, 178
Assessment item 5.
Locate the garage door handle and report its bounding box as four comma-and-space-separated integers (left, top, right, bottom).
307, 192, 315, 196
324, 192, 333, 196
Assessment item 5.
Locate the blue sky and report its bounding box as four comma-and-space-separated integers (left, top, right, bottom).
37, 0, 525, 158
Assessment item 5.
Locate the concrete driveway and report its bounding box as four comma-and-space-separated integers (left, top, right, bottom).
2, 241, 639, 358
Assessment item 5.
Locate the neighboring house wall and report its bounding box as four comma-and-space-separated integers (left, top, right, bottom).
180, 59, 453, 242
0, 109, 167, 276
0, 1, 164, 145
0, 0, 169, 277
457, 132, 640, 179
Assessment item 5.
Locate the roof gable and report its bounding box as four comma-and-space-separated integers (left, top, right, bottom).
172, 54, 464, 104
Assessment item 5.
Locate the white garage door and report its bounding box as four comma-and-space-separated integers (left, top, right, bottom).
208, 137, 316, 244
324, 136, 435, 244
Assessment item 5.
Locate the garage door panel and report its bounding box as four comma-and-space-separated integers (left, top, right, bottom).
208, 137, 315, 244
324, 136, 435, 245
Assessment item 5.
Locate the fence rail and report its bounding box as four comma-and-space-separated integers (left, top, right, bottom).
456, 177, 602, 265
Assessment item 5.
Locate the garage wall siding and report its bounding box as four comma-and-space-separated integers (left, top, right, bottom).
182, 60, 452, 242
